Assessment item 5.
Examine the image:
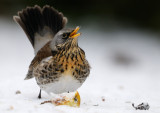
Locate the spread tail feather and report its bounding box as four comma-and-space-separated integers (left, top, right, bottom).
13, 5, 67, 48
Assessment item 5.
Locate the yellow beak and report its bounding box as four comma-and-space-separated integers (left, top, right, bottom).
69, 26, 81, 38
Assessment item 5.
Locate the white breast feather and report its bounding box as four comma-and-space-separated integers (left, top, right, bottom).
39, 75, 82, 94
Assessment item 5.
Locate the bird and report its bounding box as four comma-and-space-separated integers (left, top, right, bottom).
13, 5, 90, 99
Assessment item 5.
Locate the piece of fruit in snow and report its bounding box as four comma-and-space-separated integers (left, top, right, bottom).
41, 91, 80, 107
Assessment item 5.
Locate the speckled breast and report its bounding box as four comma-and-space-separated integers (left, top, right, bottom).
34, 47, 90, 94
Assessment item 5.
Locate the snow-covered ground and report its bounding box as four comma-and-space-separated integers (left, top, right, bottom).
0, 18, 160, 113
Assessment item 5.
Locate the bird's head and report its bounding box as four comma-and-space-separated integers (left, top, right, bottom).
50, 26, 81, 54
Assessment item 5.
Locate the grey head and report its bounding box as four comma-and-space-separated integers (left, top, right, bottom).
50, 26, 81, 54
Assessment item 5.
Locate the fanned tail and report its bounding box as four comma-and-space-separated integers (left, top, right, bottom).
13, 5, 67, 53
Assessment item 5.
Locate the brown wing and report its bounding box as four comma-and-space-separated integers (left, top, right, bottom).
24, 41, 52, 80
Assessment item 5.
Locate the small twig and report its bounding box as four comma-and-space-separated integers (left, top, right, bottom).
41, 100, 52, 105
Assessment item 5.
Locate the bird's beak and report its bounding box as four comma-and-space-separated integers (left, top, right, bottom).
69, 26, 81, 38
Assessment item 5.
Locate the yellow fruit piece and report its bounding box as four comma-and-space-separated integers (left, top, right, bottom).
41, 91, 81, 107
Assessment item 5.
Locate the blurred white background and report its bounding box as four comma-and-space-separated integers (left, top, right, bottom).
0, 0, 160, 112
0, 17, 160, 112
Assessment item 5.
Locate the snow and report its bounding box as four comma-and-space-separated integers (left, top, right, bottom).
1, 18, 160, 113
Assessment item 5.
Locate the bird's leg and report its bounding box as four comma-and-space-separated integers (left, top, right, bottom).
38, 89, 41, 99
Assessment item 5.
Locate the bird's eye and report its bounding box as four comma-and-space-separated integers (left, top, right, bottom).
62, 33, 68, 39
